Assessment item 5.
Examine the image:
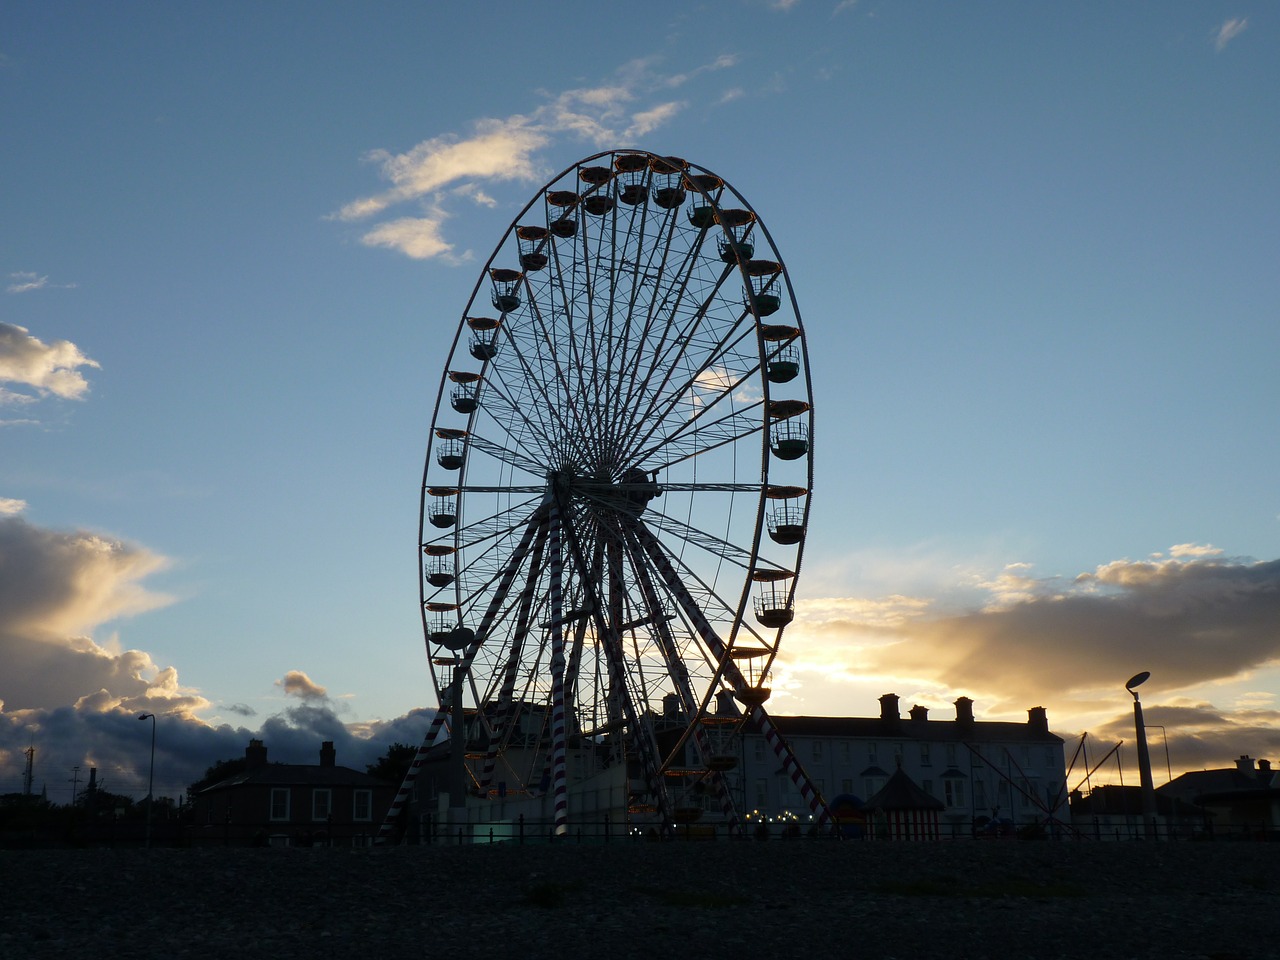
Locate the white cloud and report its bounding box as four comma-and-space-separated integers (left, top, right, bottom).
335, 56, 742, 262
0, 514, 180, 713
361, 215, 462, 262
7, 272, 47, 294
0, 498, 26, 515
626, 102, 686, 138
665, 54, 739, 88
337, 117, 548, 223
0, 322, 99, 402
1170, 542, 1223, 558
1214, 17, 1248, 52
6, 271, 77, 294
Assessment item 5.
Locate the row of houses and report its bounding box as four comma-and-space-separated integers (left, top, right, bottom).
190, 699, 1279, 844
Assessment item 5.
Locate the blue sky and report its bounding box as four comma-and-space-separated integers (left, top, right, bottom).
2, 1, 1277, 800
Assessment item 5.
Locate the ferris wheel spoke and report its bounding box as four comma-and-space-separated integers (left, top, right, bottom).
630, 351, 764, 465
422, 493, 541, 555
623, 306, 761, 462
464, 431, 553, 479
471, 373, 564, 466
610, 209, 696, 428
642, 510, 760, 572
638, 402, 767, 472
514, 282, 604, 466
613, 257, 737, 458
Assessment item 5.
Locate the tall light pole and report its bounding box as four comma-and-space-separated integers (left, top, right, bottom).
1125, 672, 1158, 840
138, 712, 156, 848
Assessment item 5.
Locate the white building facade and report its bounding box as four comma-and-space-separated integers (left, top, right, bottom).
728, 694, 1068, 838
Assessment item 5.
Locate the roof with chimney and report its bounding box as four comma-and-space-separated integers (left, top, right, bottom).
198, 739, 393, 794
1159, 755, 1278, 805
765, 696, 1062, 745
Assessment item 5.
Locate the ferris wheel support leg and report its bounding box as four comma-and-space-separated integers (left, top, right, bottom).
375, 708, 450, 845
547, 499, 570, 837
748, 705, 832, 828
631, 519, 833, 830
620, 525, 745, 836
561, 516, 675, 829
477, 522, 549, 791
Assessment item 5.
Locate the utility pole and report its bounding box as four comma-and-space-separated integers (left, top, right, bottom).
23, 747, 34, 795
69, 765, 81, 805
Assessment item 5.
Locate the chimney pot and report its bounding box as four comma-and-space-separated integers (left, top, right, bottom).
909, 704, 928, 722
879, 693, 900, 722
954, 697, 975, 724
320, 741, 336, 768
1027, 706, 1048, 733
246, 739, 268, 768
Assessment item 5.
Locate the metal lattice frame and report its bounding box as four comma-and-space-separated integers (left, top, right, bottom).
391, 149, 825, 840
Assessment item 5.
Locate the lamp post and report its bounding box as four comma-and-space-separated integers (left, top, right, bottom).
1124, 672, 1158, 840
138, 712, 156, 848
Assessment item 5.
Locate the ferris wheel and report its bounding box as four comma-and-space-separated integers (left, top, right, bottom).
383, 149, 827, 840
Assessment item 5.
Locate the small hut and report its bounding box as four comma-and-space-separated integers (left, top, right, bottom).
862, 766, 945, 840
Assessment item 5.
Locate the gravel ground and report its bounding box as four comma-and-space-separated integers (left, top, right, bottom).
3, 841, 1278, 959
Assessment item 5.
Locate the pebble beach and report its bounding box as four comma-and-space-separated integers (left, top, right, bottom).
4, 840, 1279, 959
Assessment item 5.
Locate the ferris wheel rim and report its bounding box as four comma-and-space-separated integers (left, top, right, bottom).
416, 148, 816, 825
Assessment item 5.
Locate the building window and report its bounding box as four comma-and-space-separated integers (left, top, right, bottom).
864, 777, 885, 798
922, 779, 934, 797
840, 741, 851, 763
270, 788, 290, 821
312, 788, 332, 821
353, 789, 372, 822
754, 739, 766, 762
945, 743, 958, 766
755, 779, 769, 809
867, 742, 878, 765
944, 780, 965, 808
812, 739, 823, 761
920, 743, 931, 767
973, 780, 986, 809
841, 779, 853, 795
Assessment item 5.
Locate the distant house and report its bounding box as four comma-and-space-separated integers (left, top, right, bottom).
192, 740, 396, 847
1068, 784, 1208, 840
1160, 755, 1280, 840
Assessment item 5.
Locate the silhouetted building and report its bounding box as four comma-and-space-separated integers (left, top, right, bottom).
1160, 755, 1279, 839
192, 739, 395, 847
1068, 784, 1208, 840
726, 695, 1067, 838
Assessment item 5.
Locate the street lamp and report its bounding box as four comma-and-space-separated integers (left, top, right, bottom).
1125, 672, 1158, 840
138, 712, 156, 848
